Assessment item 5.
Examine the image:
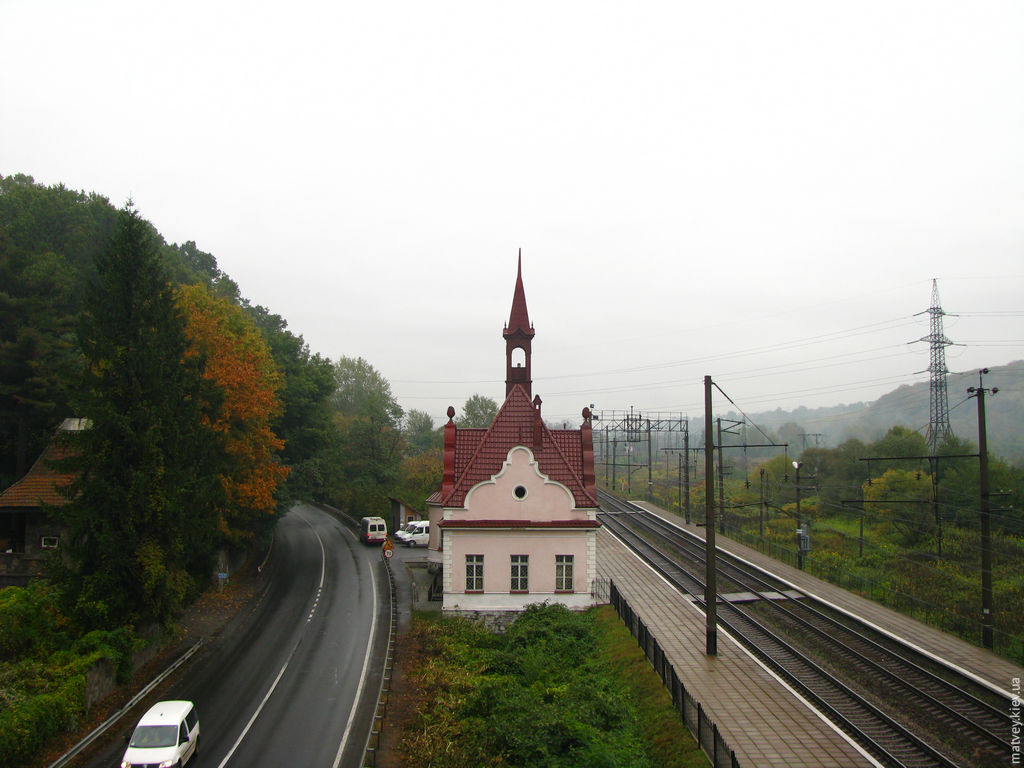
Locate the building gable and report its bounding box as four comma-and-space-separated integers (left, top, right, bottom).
463, 445, 576, 519
442, 386, 597, 509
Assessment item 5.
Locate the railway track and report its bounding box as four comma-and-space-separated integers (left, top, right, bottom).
597, 490, 1013, 768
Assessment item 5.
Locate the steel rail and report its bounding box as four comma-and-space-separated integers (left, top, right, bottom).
598, 497, 963, 768
628, 505, 1010, 753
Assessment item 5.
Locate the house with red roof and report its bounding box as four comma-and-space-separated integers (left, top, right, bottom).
0, 418, 81, 586
425, 254, 600, 616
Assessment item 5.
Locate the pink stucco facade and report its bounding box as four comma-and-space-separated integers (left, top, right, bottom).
439, 446, 598, 612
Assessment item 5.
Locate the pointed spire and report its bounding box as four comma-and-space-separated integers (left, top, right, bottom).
505, 248, 534, 338
503, 249, 535, 398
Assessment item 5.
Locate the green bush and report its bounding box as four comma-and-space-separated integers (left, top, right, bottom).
0, 582, 66, 660
0, 672, 85, 767
398, 604, 707, 767
0, 585, 140, 767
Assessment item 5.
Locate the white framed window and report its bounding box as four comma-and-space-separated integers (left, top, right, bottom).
40, 536, 59, 549
510, 554, 529, 592
466, 554, 484, 592
555, 554, 574, 592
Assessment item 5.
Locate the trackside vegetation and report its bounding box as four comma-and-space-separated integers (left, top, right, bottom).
622, 426, 1024, 661
394, 604, 708, 768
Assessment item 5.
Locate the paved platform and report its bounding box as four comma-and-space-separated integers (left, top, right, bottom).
631, 500, 1024, 696
596, 526, 877, 767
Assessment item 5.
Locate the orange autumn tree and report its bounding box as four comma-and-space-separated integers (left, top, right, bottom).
177, 284, 289, 545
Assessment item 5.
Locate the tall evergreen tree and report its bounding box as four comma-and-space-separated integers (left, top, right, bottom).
58, 204, 221, 628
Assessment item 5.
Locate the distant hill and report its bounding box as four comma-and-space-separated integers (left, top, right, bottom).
722, 360, 1024, 467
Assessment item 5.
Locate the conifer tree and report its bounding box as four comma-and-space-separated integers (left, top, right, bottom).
59, 203, 221, 627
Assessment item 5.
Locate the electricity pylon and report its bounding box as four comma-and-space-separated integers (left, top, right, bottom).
915, 278, 956, 453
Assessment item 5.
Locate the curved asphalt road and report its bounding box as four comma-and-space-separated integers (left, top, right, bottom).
77, 502, 389, 768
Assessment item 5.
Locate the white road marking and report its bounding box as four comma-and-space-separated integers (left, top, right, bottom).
332, 534, 379, 768
215, 509, 327, 768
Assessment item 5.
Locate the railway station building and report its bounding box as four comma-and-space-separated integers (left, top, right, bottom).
425, 254, 601, 618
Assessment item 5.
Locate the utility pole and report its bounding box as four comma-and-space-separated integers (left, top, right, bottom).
647, 418, 653, 501
684, 428, 691, 523
930, 458, 942, 559
800, 432, 823, 451
968, 368, 998, 650
717, 418, 726, 533
611, 439, 617, 491
861, 452, 977, 559
598, 428, 606, 487
793, 460, 805, 569
677, 453, 683, 522
704, 375, 717, 656
712, 418, 779, 536
661, 436, 693, 523
626, 444, 632, 494
759, 467, 766, 539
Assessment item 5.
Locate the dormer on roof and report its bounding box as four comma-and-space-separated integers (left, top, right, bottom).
503, 249, 535, 398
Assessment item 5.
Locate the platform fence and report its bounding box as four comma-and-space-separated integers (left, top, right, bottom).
607, 578, 741, 768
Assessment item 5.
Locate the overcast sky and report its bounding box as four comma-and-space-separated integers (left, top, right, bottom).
4, 1, 1022, 430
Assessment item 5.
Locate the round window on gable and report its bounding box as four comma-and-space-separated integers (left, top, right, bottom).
513, 485, 528, 500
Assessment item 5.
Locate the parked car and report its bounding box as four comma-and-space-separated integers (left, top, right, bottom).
394, 519, 429, 547
121, 700, 199, 768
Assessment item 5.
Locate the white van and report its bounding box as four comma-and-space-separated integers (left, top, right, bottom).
359, 516, 388, 545
121, 700, 199, 767
395, 519, 429, 547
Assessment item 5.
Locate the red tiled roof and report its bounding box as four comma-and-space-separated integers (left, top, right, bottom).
0, 440, 77, 508
454, 428, 487, 474
441, 385, 598, 509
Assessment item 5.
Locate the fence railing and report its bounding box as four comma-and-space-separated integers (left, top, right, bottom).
608, 579, 741, 768
362, 557, 397, 767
